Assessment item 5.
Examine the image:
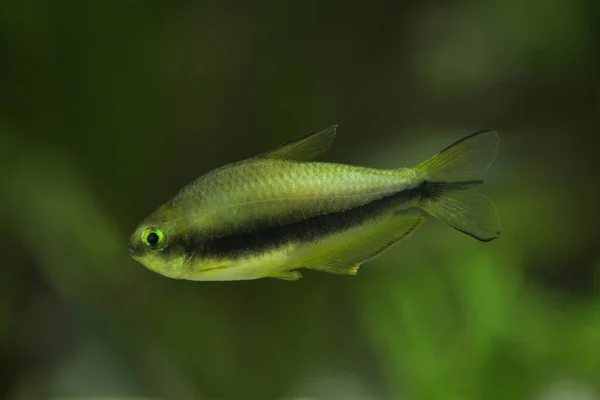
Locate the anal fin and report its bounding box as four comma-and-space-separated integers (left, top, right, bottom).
299, 210, 424, 275
347, 264, 360, 275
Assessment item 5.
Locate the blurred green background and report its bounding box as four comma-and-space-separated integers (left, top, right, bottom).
1, 0, 599, 399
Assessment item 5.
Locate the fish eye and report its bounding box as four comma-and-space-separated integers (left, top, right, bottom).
141, 227, 166, 250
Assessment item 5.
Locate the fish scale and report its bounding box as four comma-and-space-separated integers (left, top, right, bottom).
173, 158, 413, 238
129, 126, 500, 281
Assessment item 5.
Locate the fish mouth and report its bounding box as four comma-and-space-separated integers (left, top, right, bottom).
128, 242, 142, 258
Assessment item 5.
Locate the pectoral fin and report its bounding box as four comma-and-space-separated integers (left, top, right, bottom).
298, 210, 424, 275
269, 271, 302, 281
259, 125, 337, 161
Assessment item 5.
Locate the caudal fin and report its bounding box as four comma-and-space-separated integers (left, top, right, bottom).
414, 130, 500, 242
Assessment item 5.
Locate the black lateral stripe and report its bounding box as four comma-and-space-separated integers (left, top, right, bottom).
182, 183, 428, 260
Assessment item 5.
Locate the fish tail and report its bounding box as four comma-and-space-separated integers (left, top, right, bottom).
413, 130, 500, 241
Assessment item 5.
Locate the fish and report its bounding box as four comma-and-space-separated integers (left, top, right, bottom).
128, 125, 500, 281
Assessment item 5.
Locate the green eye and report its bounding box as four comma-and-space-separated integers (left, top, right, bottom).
141, 227, 166, 250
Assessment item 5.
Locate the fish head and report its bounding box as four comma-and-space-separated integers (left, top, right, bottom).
128, 203, 190, 279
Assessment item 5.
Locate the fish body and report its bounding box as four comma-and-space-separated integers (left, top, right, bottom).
165, 158, 418, 237
129, 126, 500, 281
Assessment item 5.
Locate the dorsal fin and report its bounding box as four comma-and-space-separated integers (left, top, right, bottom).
259, 125, 337, 161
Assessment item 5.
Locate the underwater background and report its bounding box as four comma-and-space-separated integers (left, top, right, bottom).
0, 0, 598, 399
